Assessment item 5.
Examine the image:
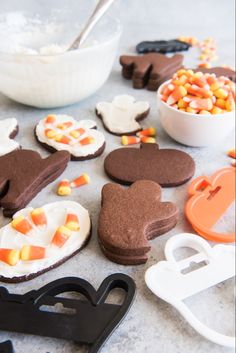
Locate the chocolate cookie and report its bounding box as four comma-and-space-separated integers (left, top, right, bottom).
96, 95, 150, 136
0, 149, 70, 217
194, 67, 236, 82
136, 40, 191, 54
104, 143, 195, 187
35, 114, 106, 161
0, 118, 20, 157
98, 180, 178, 265
0, 201, 91, 282
120, 53, 183, 91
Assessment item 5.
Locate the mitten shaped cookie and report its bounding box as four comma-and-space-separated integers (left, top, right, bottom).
0, 149, 70, 217
0, 118, 19, 157
98, 180, 178, 265
104, 143, 195, 187
35, 114, 106, 161
96, 95, 150, 135
120, 53, 183, 91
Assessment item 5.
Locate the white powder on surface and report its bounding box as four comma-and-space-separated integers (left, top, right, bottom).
0, 11, 92, 55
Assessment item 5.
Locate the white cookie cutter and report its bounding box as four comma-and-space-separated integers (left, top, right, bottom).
145, 233, 235, 347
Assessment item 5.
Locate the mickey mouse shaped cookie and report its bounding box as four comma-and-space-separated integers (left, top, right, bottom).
98, 180, 178, 265
35, 114, 106, 160
104, 143, 195, 187
0, 118, 19, 157
96, 95, 150, 135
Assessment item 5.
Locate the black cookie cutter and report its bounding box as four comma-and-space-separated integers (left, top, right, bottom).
0, 341, 13, 353
136, 39, 191, 54
0, 274, 136, 353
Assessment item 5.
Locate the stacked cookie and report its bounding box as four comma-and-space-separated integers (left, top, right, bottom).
98, 180, 178, 265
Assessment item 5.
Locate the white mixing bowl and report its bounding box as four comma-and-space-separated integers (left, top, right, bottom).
157, 81, 235, 147
0, 5, 122, 108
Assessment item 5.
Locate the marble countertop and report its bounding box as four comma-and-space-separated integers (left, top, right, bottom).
0, 0, 235, 352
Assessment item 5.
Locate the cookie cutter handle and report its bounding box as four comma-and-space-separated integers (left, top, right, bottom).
165, 233, 213, 269
176, 301, 235, 348
188, 176, 212, 196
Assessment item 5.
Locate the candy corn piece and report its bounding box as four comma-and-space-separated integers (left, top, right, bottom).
70, 128, 86, 139
56, 121, 73, 130
52, 226, 72, 248
0, 248, 20, 266
21, 245, 46, 261
44, 115, 56, 124
11, 216, 32, 235
137, 127, 156, 137
31, 208, 47, 227
45, 129, 57, 139
65, 213, 80, 231
55, 134, 71, 145
57, 179, 72, 196
227, 148, 236, 159
79, 136, 95, 145
141, 136, 156, 144
121, 136, 140, 146
71, 174, 90, 188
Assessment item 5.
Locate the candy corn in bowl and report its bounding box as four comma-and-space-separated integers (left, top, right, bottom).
157, 69, 235, 147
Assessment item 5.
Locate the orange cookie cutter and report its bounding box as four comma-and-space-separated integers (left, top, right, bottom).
185, 166, 236, 243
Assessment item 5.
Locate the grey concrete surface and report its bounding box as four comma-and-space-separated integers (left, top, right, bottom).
0, 0, 235, 352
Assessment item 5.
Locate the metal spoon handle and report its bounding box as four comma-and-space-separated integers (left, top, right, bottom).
69, 0, 115, 50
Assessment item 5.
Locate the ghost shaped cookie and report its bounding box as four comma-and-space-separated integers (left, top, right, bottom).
0, 149, 70, 217
0, 201, 91, 282
104, 143, 195, 187
35, 114, 106, 161
0, 118, 19, 157
120, 53, 183, 91
96, 95, 150, 135
98, 180, 178, 265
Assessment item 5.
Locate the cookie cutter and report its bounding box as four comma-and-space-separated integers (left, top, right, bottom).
0, 341, 13, 353
145, 233, 235, 347
0, 274, 136, 353
185, 166, 236, 243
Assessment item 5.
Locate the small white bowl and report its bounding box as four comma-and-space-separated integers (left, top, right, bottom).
157, 81, 235, 147
0, 12, 122, 108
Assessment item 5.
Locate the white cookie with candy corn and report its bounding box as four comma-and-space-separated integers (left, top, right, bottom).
35, 114, 105, 161
0, 118, 19, 156
96, 95, 150, 135
0, 201, 91, 282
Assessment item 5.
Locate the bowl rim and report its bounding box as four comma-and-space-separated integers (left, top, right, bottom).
157, 80, 235, 120
0, 15, 122, 57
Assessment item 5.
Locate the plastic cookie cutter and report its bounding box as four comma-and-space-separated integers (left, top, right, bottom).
0, 341, 14, 353
0, 274, 136, 353
185, 166, 236, 243
145, 233, 235, 347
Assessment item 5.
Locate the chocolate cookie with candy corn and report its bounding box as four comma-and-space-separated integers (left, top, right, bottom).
104, 143, 195, 187
35, 114, 105, 161
0, 201, 91, 282
0, 149, 70, 217
120, 53, 183, 91
98, 180, 178, 265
